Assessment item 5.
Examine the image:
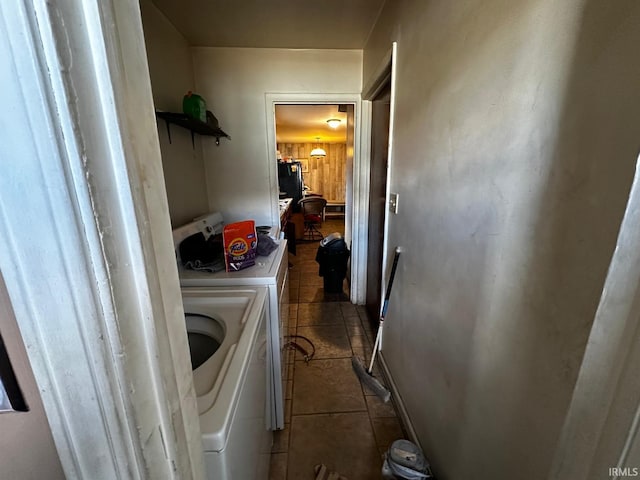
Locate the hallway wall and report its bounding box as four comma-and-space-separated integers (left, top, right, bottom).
140, 0, 209, 227
364, 1, 640, 479
191, 48, 362, 225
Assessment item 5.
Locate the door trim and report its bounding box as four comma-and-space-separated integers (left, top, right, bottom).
0, 1, 203, 478
363, 44, 394, 101
362, 43, 398, 330
265, 93, 367, 304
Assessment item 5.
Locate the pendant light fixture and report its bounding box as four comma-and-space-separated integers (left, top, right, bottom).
310, 137, 326, 157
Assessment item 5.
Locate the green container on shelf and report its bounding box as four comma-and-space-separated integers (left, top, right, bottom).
182, 91, 206, 122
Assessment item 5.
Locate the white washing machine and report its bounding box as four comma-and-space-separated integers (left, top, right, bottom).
173, 213, 289, 430
183, 286, 271, 479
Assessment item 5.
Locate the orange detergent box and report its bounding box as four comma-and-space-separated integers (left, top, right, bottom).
223, 220, 257, 271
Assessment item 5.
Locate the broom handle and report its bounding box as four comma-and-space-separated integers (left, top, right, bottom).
368, 328, 382, 374
381, 248, 401, 320
368, 248, 402, 373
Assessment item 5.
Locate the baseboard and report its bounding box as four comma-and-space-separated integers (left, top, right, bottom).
378, 352, 423, 451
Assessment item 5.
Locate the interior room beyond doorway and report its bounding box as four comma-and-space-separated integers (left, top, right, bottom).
275, 104, 350, 225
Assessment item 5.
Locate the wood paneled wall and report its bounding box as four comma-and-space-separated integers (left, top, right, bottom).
277, 142, 346, 202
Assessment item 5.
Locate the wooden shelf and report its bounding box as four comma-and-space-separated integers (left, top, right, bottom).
323, 202, 346, 220
155, 111, 230, 147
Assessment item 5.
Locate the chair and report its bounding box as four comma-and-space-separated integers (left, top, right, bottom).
298, 197, 327, 241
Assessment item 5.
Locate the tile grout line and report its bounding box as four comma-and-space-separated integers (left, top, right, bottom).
273, 219, 391, 479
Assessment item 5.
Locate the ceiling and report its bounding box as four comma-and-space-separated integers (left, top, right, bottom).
150, 1, 374, 144
275, 105, 347, 144
151, 0, 386, 49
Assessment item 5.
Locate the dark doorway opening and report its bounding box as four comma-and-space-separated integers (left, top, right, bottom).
365, 82, 391, 325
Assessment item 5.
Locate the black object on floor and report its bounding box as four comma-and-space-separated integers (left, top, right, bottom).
316, 233, 350, 293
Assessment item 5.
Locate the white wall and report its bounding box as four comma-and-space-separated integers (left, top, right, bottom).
364, 1, 640, 479
140, 0, 209, 227
191, 48, 362, 225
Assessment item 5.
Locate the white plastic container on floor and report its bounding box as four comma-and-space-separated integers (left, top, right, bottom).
381, 439, 433, 479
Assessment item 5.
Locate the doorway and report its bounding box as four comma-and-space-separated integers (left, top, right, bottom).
265, 94, 366, 303
274, 104, 351, 258
365, 82, 392, 324
275, 104, 349, 211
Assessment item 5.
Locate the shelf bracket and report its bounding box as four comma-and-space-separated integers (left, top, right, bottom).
155, 111, 230, 148
214, 133, 231, 146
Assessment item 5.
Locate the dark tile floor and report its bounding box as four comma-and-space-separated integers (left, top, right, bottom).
270, 219, 405, 480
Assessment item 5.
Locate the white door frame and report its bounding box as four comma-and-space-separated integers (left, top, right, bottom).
265, 93, 368, 304
0, 1, 203, 478
361, 43, 398, 320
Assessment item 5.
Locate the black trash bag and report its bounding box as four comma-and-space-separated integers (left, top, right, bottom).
315, 233, 350, 293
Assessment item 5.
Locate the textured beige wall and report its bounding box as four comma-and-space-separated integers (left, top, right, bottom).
140, 0, 209, 228
364, 1, 640, 479
192, 47, 362, 225
0, 273, 64, 479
